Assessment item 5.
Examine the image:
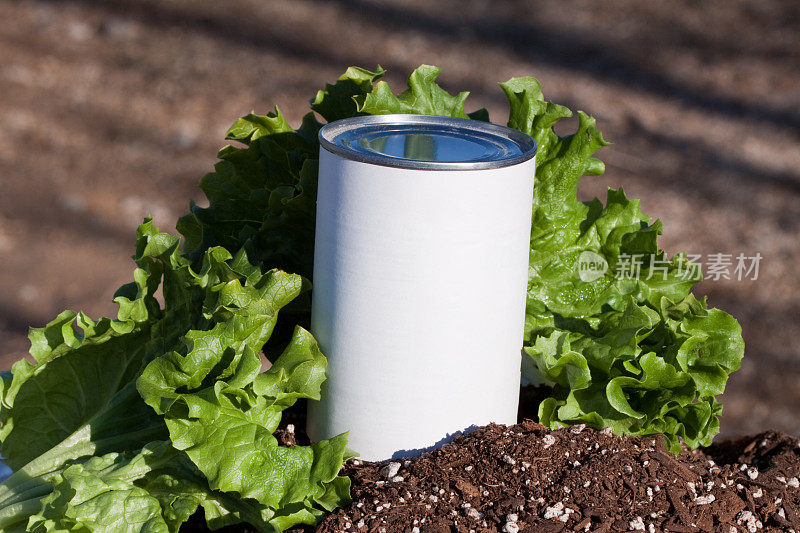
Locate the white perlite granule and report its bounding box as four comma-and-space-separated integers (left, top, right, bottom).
736, 510, 762, 533
501, 521, 520, 533
465, 507, 483, 520
694, 494, 716, 505
628, 516, 645, 530
544, 502, 564, 519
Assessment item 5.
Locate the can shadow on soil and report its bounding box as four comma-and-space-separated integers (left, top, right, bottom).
388, 425, 483, 461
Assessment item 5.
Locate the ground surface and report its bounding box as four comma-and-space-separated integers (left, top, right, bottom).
0, 0, 798, 439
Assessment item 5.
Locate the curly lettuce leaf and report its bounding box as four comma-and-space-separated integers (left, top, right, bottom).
502, 74, 743, 451
360, 64, 469, 117
26, 442, 287, 533
0, 221, 348, 532
138, 320, 349, 523
25, 323, 349, 533
28, 450, 171, 533
527, 294, 742, 453
311, 65, 386, 123
177, 109, 321, 283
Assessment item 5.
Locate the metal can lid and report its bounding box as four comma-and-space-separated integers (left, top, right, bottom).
319, 114, 536, 170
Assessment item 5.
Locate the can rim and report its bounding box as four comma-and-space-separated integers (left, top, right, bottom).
318, 114, 537, 170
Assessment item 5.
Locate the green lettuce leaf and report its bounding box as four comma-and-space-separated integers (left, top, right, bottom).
26, 442, 287, 533
138, 320, 349, 523
176, 109, 321, 283
360, 64, 470, 117
505, 70, 744, 451
0, 221, 348, 532
527, 295, 742, 453
28, 450, 172, 533
311, 66, 386, 122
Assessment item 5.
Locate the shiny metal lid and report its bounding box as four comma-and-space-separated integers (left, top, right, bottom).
319, 114, 536, 170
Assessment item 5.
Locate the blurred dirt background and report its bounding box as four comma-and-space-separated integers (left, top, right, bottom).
0, 0, 798, 439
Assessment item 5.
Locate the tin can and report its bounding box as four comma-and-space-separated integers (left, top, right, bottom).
307, 114, 537, 461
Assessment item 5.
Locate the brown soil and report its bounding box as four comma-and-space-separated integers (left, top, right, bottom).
315, 423, 800, 532
179, 389, 800, 532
